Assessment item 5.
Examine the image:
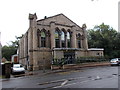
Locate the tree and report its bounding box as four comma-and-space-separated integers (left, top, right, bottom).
2, 35, 23, 61
2, 45, 16, 60
88, 23, 119, 58
10, 35, 23, 48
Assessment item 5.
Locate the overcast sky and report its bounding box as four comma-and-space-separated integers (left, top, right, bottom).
0, 0, 119, 46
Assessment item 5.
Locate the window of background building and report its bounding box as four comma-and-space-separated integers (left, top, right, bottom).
55, 30, 60, 48
61, 31, 65, 48
41, 31, 46, 47
77, 33, 81, 48
67, 32, 70, 48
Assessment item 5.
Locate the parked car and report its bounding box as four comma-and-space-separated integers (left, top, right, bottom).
11, 64, 25, 74
110, 58, 120, 66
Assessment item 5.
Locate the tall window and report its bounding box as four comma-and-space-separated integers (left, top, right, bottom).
61, 31, 65, 48
41, 31, 46, 47
67, 32, 70, 48
77, 33, 81, 48
55, 30, 60, 48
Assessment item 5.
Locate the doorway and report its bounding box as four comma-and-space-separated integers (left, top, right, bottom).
64, 51, 75, 64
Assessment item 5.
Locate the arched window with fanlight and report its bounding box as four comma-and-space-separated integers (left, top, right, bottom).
67, 31, 71, 48
41, 31, 46, 47
61, 31, 65, 48
55, 30, 60, 48
77, 33, 81, 48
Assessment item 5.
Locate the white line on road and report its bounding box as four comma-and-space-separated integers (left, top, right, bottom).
38, 76, 85, 85
53, 75, 118, 88
53, 79, 91, 88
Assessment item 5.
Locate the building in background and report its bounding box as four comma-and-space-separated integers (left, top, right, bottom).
18, 13, 104, 71
118, 1, 120, 32
0, 32, 2, 62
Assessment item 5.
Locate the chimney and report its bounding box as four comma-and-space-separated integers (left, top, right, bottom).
44, 16, 47, 19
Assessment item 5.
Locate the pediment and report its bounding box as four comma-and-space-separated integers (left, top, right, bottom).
37, 13, 81, 29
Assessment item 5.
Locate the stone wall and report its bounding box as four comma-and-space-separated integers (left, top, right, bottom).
18, 13, 104, 71
0, 43, 2, 61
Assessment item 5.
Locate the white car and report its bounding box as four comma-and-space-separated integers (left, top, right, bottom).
11, 64, 25, 74
110, 58, 120, 66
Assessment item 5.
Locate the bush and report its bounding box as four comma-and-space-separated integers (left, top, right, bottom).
76, 56, 109, 64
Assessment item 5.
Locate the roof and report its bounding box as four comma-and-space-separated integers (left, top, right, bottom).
37, 13, 82, 29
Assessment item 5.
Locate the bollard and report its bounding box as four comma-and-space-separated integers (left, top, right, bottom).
2, 63, 5, 75
5, 62, 11, 78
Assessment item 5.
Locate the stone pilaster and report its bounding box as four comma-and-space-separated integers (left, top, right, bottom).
50, 22, 55, 49
24, 34, 28, 68
46, 33, 50, 48
29, 13, 39, 70
19, 40, 21, 61
59, 35, 62, 48
28, 28, 33, 71
31, 14, 38, 50
71, 26, 76, 48
28, 13, 36, 70
65, 34, 67, 48
81, 39, 83, 49
22, 38, 24, 60
82, 24, 88, 50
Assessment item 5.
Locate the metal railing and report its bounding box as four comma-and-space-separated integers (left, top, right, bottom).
52, 57, 109, 66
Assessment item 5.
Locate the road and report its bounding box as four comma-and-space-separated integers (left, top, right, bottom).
2, 66, 119, 89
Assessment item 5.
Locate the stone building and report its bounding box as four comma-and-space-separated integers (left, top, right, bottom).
18, 13, 104, 70
0, 32, 2, 61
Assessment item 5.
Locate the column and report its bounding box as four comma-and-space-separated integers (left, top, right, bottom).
46, 32, 50, 48
24, 34, 27, 69
71, 26, 76, 48
81, 35, 84, 49
32, 14, 39, 70
19, 40, 21, 62
32, 16, 38, 50
22, 38, 24, 60
65, 34, 67, 48
59, 34, 62, 48
82, 24, 88, 50
22, 38, 24, 61
50, 22, 55, 49
70, 33, 72, 48
28, 28, 33, 71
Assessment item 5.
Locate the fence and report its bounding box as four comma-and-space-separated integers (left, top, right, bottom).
52, 57, 110, 66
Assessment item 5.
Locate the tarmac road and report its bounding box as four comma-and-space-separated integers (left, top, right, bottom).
2, 66, 119, 89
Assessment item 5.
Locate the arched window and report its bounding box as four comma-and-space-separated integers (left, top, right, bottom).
67, 32, 70, 48
77, 33, 81, 48
55, 30, 60, 48
61, 31, 65, 48
41, 31, 46, 47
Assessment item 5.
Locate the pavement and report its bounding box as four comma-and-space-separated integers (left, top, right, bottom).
1, 61, 110, 81
2, 65, 118, 89
24, 61, 110, 76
